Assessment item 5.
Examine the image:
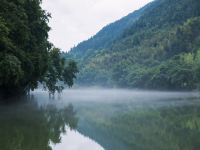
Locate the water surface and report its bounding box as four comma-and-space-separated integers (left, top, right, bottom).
1, 89, 200, 150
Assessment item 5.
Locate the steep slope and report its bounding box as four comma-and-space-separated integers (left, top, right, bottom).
67, 0, 200, 90
68, 2, 155, 59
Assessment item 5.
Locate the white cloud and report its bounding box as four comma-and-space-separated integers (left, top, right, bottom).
42, 0, 153, 51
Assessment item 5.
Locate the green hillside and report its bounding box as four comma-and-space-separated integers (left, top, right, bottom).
67, 0, 200, 90
68, 2, 155, 60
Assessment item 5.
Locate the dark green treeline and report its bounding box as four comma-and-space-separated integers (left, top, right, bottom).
0, 0, 78, 97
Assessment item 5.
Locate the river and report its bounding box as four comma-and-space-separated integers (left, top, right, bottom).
0, 89, 200, 150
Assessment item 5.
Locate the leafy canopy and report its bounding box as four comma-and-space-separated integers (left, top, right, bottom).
0, 0, 78, 96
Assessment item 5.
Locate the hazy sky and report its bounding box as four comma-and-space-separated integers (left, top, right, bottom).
42, 0, 153, 52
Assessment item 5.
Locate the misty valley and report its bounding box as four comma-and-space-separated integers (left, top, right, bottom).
0, 0, 200, 149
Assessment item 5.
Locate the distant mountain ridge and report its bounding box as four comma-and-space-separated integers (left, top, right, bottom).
66, 0, 200, 90
68, 2, 155, 59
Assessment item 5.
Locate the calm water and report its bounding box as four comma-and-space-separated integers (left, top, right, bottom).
0, 89, 200, 150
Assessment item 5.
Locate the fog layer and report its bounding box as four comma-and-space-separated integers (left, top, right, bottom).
33, 88, 200, 104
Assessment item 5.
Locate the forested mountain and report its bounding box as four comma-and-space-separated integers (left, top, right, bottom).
67, 0, 200, 90
68, 3, 154, 59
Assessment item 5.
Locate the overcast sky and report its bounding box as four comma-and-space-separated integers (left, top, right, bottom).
42, 0, 153, 52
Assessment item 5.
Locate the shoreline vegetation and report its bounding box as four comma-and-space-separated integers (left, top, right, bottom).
0, 0, 78, 99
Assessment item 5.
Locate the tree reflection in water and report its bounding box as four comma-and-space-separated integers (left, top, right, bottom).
0, 96, 78, 150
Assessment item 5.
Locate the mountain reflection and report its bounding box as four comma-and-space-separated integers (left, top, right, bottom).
0, 96, 78, 150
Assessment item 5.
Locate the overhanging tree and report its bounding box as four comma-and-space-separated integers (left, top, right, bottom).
0, 0, 78, 96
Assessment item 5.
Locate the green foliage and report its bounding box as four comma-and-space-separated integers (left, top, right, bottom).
63, 61, 79, 87
0, 54, 24, 86
0, 0, 78, 96
42, 48, 78, 94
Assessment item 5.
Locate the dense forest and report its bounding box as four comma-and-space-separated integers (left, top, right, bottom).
0, 0, 78, 97
66, 0, 200, 90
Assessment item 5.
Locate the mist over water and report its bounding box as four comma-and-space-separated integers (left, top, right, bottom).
32, 88, 200, 106
35, 88, 199, 150
1, 88, 200, 150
